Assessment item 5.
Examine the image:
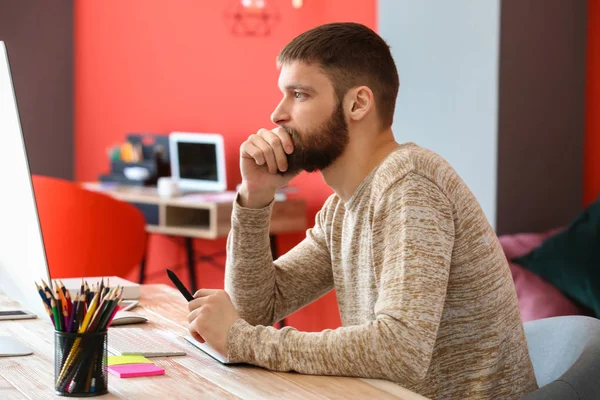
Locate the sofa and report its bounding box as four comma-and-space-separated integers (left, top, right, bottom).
499, 229, 592, 322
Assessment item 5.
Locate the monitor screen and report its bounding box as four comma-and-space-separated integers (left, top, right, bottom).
0, 41, 52, 317
177, 142, 218, 182
169, 132, 227, 192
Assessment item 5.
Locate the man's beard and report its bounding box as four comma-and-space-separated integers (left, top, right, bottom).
283, 102, 349, 174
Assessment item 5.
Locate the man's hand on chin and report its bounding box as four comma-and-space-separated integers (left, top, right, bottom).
187, 289, 241, 357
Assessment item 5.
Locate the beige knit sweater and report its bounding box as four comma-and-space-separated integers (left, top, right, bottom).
225, 143, 538, 399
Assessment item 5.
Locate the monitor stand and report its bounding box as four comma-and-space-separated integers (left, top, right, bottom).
0, 336, 33, 357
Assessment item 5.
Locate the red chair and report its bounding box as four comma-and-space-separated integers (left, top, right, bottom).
32, 175, 147, 279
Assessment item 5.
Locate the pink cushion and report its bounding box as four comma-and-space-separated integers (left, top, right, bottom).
498, 230, 587, 322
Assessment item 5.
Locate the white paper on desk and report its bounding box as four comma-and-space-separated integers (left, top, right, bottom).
178, 191, 237, 204
183, 335, 231, 364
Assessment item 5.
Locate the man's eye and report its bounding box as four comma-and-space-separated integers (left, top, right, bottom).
294, 91, 305, 99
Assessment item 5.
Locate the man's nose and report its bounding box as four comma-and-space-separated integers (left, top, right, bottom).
271, 101, 290, 125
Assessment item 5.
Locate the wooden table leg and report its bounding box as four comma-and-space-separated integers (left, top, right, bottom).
270, 234, 278, 261
138, 234, 150, 283
138, 256, 147, 284
185, 237, 198, 293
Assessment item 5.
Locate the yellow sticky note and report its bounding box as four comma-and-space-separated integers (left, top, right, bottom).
107, 355, 153, 366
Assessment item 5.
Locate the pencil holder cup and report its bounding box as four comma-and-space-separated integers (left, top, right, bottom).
54, 331, 108, 397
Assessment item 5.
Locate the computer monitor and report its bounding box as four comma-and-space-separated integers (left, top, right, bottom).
168, 132, 227, 192
0, 41, 51, 318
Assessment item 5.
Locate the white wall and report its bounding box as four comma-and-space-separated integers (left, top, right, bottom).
379, 0, 500, 228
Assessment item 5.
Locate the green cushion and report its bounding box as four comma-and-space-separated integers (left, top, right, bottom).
513, 198, 600, 317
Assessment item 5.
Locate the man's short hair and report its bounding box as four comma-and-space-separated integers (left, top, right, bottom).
278, 22, 400, 127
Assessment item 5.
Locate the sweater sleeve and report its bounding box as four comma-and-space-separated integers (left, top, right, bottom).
226, 174, 455, 386
224, 195, 334, 327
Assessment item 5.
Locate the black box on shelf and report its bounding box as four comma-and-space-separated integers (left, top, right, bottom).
100, 133, 171, 186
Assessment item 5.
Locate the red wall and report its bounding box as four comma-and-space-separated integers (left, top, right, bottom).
74, 0, 376, 331
584, 0, 600, 206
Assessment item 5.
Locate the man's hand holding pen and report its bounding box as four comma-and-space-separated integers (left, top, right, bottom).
187, 289, 240, 357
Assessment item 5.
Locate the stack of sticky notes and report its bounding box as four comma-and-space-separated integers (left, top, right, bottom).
107, 355, 165, 378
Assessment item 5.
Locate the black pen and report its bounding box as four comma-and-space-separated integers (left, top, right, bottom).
166, 269, 195, 302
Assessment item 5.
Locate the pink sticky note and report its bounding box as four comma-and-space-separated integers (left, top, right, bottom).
108, 363, 165, 378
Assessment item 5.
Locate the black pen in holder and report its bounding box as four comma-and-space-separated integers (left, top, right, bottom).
54, 330, 108, 397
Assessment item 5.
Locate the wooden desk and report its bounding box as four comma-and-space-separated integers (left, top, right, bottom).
0, 285, 427, 400
83, 183, 307, 292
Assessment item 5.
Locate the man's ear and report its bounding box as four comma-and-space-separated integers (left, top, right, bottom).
346, 86, 374, 122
